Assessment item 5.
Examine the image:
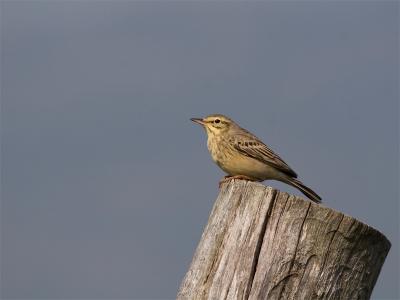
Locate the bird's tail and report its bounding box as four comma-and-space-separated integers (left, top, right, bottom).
284, 177, 322, 203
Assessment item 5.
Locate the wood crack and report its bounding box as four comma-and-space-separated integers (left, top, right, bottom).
277, 202, 312, 299
320, 214, 345, 276
203, 190, 243, 296
244, 189, 277, 300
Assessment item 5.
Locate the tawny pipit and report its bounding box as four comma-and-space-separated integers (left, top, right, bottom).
191, 114, 322, 203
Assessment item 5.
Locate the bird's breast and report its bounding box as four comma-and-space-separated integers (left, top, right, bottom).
206, 135, 280, 180
207, 136, 226, 163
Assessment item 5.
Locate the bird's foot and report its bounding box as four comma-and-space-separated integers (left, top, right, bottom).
219, 175, 233, 188
218, 175, 256, 188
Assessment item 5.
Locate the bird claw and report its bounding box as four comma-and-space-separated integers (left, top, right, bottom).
219, 176, 233, 188
218, 175, 256, 188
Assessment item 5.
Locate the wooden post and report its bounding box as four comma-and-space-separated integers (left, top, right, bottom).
177, 180, 391, 300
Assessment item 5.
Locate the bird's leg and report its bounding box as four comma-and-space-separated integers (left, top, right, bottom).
219, 175, 233, 188
230, 175, 257, 181
219, 175, 256, 188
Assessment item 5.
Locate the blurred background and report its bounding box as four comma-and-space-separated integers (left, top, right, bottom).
1, 1, 398, 299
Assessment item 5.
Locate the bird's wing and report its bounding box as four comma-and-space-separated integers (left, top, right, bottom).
232, 134, 298, 178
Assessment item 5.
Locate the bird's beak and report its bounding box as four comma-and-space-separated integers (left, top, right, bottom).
190, 118, 205, 126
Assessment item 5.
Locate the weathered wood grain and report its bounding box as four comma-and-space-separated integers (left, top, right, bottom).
177, 180, 391, 300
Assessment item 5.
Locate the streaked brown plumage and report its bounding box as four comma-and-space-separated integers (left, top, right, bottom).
191, 114, 322, 203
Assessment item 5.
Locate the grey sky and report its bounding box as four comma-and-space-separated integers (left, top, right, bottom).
1, 1, 398, 299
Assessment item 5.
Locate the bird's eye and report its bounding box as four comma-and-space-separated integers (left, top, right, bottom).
214, 119, 220, 124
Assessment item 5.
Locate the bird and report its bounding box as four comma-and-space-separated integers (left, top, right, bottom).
190, 114, 322, 203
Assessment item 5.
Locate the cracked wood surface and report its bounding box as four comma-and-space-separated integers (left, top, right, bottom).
177, 180, 391, 300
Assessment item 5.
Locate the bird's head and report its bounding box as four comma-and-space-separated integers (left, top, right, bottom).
191, 114, 234, 137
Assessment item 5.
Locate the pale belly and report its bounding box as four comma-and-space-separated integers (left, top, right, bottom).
207, 136, 283, 181
218, 155, 280, 180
